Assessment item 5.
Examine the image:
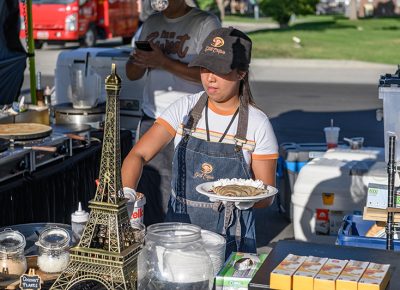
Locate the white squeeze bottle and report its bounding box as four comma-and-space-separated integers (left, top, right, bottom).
71, 202, 89, 244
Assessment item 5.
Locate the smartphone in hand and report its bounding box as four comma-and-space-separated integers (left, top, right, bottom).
135, 41, 153, 51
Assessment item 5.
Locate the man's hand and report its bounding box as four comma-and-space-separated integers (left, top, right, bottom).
132, 42, 167, 69
127, 41, 201, 83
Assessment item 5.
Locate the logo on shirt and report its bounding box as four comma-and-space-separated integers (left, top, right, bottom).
146, 31, 190, 58
211, 37, 224, 48
194, 162, 214, 180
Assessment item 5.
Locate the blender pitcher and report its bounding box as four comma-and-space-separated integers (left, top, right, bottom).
69, 63, 101, 109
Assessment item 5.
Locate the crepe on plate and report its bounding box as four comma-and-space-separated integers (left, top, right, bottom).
212, 184, 266, 197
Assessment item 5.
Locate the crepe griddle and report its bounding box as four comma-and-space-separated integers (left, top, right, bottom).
51, 123, 91, 135
0, 123, 52, 141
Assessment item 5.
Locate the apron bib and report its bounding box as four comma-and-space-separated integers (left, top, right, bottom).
165, 93, 257, 256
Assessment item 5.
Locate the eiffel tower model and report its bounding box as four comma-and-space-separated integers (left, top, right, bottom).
51, 64, 141, 290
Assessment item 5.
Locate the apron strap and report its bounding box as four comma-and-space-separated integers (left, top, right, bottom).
234, 95, 249, 148
183, 92, 208, 134
184, 92, 250, 149
172, 189, 242, 246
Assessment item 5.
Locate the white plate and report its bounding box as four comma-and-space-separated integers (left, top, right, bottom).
196, 182, 278, 209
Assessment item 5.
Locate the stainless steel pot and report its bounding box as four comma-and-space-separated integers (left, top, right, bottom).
54, 103, 105, 129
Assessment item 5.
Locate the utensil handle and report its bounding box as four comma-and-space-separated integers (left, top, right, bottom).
27, 146, 57, 152
66, 133, 86, 141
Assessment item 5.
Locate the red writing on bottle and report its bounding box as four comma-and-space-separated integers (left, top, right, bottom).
131, 208, 143, 219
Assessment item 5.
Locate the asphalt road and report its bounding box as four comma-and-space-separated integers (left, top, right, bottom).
21, 43, 387, 252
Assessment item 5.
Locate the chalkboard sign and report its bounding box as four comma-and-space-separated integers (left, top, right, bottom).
20, 269, 41, 290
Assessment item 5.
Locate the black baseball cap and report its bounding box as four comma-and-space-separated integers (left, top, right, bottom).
188, 27, 252, 75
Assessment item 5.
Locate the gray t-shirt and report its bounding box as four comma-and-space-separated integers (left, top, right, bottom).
139, 8, 221, 118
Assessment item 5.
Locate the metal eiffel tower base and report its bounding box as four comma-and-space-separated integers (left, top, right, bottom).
50, 201, 142, 290
50, 245, 140, 290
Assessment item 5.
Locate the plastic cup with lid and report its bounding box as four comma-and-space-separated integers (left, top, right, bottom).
324, 126, 340, 149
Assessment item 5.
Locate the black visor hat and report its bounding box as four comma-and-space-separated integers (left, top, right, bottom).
189, 27, 252, 75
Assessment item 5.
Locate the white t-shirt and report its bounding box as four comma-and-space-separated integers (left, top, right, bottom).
139, 8, 221, 119
156, 92, 279, 165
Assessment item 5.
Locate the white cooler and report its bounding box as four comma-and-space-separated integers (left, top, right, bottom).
292, 147, 386, 244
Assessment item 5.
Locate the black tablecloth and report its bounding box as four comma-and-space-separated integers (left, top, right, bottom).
249, 240, 400, 290
0, 130, 132, 227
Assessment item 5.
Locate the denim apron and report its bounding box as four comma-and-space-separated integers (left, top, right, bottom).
166, 92, 256, 257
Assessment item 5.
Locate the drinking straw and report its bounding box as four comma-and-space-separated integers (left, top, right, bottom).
330, 119, 334, 128
84, 52, 89, 77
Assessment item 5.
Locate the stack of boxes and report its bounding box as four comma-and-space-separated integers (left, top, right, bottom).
270, 254, 390, 290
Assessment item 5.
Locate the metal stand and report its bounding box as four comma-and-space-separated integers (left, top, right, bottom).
386, 135, 396, 250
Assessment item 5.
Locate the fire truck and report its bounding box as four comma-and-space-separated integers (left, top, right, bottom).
20, 0, 139, 49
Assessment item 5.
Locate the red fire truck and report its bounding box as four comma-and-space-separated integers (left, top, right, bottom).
20, 0, 139, 49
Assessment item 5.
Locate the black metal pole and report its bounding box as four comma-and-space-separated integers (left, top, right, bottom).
386, 135, 396, 250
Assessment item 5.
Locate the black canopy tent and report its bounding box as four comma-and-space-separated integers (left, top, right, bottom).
0, 0, 27, 105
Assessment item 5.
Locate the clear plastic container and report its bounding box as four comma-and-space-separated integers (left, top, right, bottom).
69, 64, 101, 109
379, 85, 400, 163
71, 202, 89, 244
201, 230, 226, 276
137, 223, 213, 290
36, 226, 70, 273
0, 229, 27, 275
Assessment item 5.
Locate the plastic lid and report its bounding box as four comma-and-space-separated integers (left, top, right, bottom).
0, 228, 26, 254
71, 202, 89, 223
201, 229, 226, 251
36, 226, 70, 250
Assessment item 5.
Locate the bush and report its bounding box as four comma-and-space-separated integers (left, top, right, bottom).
197, 0, 218, 11
260, 0, 318, 27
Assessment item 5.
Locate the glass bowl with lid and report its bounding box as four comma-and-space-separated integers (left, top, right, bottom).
0, 228, 27, 275
137, 222, 214, 290
36, 226, 71, 273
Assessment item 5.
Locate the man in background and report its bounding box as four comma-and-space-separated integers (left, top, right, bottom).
125, 0, 220, 225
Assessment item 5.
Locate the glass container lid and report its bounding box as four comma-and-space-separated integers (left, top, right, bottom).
146, 222, 201, 243
0, 228, 26, 254
36, 227, 70, 250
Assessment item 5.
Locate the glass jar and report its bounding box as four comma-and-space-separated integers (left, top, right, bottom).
36, 226, 70, 273
0, 229, 27, 275
137, 223, 213, 290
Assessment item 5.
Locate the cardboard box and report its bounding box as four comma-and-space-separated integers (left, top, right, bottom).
336, 260, 369, 290
269, 254, 307, 290
215, 252, 267, 290
358, 262, 390, 290
314, 258, 348, 290
292, 256, 328, 290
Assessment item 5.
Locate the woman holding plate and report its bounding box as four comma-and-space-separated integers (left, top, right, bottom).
122, 27, 279, 256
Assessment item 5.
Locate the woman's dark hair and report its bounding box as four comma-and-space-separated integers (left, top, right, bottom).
239, 73, 257, 107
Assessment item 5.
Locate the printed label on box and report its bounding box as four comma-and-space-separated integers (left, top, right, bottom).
337, 260, 369, 282
316, 258, 348, 280
270, 254, 307, 290
271, 254, 307, 275
316, 209, 330, 235
358, 262, 390, 290
294, 256, 328, 277
215, 252, 267, 290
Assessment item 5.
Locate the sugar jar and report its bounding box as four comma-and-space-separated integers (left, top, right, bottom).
36, 226, 70, 273
137, 222, 213, 290
0, 229, 27, 275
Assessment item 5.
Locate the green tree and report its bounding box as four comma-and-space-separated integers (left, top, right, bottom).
260, 0, 318, 27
